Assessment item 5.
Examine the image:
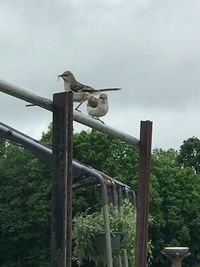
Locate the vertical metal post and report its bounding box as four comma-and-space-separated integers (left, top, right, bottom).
118, 187, 129, 267
135, 120, 153, 267
112, 184, 123, 267
51, 92, 73, 267
101, 183, 113, 267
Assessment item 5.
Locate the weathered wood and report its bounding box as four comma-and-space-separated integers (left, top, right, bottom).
135, 120, 152, 267
51, 92, 73, 267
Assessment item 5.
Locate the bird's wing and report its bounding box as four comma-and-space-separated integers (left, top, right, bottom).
87, 96, 98, 108
81, 86, 96, 92
71, 80, 95, 92
70, 81, 85, 92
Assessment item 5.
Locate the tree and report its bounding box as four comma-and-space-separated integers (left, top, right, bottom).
73, 129, 139, 189
178, 137, 200, 173
0, 128, 139, 266
150, 148, 200, 267
1, 127, 200, 267
0, 143, 51, 266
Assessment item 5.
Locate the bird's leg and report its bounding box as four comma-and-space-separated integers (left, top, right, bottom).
98, 118, 105, 124
75, 102, 83, 111
92, 116, 105, 124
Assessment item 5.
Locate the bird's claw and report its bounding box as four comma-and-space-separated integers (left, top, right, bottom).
75, 108, 81, 112
92, 116, 105, 124
75, 102, 83, 110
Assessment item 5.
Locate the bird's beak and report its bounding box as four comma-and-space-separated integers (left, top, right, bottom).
57, 74, 62, 82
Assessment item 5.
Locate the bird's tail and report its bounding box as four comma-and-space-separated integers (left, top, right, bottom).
97, 88, 121, 92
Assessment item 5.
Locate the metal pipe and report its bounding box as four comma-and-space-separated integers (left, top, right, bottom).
0, 122, 126, 184
77, 166, 113, 267
0, 122, 100, 179
118, 187, 129, 267
74, 112, 139, 146
112, 182, 119, 214
124, 187, 136, 208
0, 122, 52, 167
111, 183, 123, 267
0, 79, 139, 146
0, 79, 53, 110
0, 120, 137, 267
101, 184, 113, 267
83, 169, 113, 267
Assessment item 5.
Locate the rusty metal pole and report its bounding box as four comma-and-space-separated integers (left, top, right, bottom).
51, 92, 73, 267
135, 120, 153, 267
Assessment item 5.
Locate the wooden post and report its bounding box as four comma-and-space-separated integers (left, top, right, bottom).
51, 92, 73, 267
135, 121, 153, 267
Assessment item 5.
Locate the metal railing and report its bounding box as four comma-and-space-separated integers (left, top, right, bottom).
0, 78, 152, 267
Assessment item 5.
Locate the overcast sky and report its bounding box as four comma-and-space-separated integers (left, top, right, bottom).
0, 0, 200, 150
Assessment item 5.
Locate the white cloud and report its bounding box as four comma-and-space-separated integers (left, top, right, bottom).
0, 0, 200, 149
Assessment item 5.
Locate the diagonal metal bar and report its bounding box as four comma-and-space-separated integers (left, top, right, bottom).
0, 79, 53, 110
0, 79, 139, 146
0, 121, 52, 167
0, 121, 89, 179
0, 121, 139, 187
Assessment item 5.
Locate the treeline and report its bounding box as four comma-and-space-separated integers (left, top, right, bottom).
0, 126, 200, 266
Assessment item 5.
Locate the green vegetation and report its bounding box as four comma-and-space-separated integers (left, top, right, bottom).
0, 128, 200, 266
73, 200, 136, 266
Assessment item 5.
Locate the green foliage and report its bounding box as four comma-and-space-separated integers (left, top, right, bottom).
177, 137, 200, 173
119, 200, 137, 264
0, 141, 51, 266
73, 200, 136, 266
73, 129, 139, 188
150, 148, 200, 266
41, 123, 52, 147
1, 125, 200, 267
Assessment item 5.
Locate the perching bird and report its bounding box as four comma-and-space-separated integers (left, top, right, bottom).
58, 70, 120, 110
87, 93, 109, 123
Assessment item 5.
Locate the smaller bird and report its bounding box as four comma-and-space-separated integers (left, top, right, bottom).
87, 93, 109, 123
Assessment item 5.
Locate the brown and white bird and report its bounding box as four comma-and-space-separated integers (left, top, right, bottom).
87, 93, 109, 122
58, 70, 120, 110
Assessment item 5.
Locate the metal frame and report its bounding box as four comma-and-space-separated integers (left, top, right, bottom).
0, 79, 139, 146
0, 78, 153, 267
73, 170, 136, 267
0, 121, 133, 267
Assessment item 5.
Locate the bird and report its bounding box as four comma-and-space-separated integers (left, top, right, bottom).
26, 70, 120, 109
87, 93, 109, 123
58, 70, 120, 110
